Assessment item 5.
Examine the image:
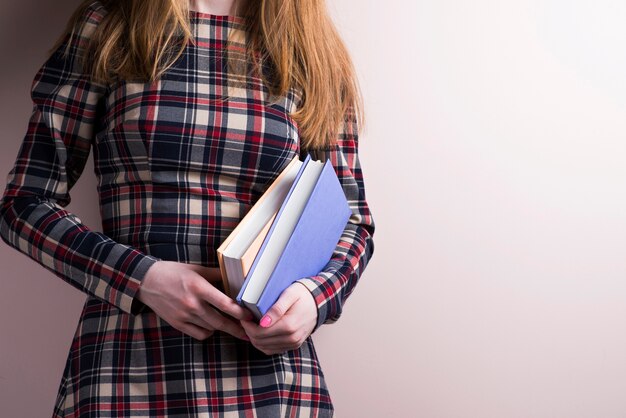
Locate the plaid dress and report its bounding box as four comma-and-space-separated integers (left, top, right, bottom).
0, 2, 375, 417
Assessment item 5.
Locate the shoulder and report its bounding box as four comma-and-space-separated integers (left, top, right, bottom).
79, 0, 109, 21
68, 0, 109, 48
59, 1, 111, 70
82, 1, 109, 25
44, 0, 109, 67
31, 1, 110, 102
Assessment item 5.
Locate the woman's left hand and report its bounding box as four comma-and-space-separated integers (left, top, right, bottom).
241, 282, 318, 355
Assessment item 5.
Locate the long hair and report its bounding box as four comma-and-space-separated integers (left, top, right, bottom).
51, 0, 364, 150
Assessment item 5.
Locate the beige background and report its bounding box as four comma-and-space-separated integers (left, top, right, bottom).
2, 0, 626, 417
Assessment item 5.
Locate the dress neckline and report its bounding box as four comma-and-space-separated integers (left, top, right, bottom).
188, 9, 245, 26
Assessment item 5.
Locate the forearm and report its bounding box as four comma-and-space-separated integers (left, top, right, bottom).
298, 216, 375, 330
294, 103, 376, 330
0, 194, 160, 314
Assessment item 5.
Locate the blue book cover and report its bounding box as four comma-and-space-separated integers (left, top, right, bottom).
237, 155, 352, 318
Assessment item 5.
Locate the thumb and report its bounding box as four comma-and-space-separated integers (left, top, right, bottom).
259, 284, 300, 328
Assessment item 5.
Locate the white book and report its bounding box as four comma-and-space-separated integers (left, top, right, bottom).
217, 156, 302, 297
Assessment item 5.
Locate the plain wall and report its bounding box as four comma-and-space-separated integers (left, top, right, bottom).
2, 0, 626, 417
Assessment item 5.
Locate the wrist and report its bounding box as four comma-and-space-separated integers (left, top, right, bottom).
135, 260, 162, 304
294, 280, 319, 332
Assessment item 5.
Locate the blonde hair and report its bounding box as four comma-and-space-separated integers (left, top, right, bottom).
52, 0, 364, 150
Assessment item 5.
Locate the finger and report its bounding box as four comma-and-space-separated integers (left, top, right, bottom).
245, 317, 298, 339
256, 331, 311, 350
194, 278, 253, 321
241, 319, 265, 339
256, 347, 284, 356
241, 319, 290, 344
250, 323, 306, 345
258, 285, 300, 329
201, 305, 249, 341
254, 344, 296, 356
240, 318, 289, 339
179, 321, 214, 341
182, 300, 249, 342
186, 309, 218, 333
178, 304, 218, 337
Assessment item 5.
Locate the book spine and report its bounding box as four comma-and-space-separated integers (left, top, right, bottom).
243, 300, 263, 320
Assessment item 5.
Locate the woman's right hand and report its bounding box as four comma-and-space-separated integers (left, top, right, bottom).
136, 260, 252, 341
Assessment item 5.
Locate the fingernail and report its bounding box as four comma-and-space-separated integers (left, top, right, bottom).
241, 335, 250, 341
260, 315, 272, 328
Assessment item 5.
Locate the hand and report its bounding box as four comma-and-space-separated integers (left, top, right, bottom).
241, 282, 318, 355
136, 260, 252, 341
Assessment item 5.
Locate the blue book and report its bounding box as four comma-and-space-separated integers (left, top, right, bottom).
236, 154, 352, 319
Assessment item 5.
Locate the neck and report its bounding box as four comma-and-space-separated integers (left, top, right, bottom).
189, 0, 240, 16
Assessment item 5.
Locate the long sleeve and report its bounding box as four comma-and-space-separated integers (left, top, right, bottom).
0, 1, 161, 315
297, 108, 376, 331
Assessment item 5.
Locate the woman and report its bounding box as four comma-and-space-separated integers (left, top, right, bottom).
0, 0, 375, 416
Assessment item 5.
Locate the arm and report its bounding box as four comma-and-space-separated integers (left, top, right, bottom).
296, 107, 376, 331
0, 2, 160, 315
241, 107, 376, 354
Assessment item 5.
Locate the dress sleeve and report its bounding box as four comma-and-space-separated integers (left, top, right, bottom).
297, 107, 376, 331
0, 1, 161, 315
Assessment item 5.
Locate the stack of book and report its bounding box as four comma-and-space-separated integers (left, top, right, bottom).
217, 154, 352, 319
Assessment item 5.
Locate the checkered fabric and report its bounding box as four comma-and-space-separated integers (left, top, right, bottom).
0, 2, 375, 417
